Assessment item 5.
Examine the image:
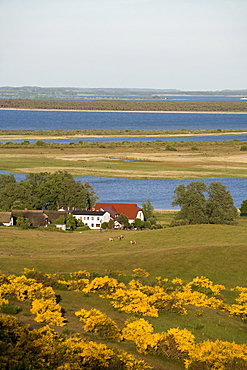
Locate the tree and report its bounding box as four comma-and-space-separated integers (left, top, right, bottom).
172, 182, 207, 224
172, 181, 238, 225
16, 215, 30, 229
206, 182, 238, 225
240, 199, 247, 214
142, 199, 154, 220
0, 174, 16, 189
66, 214, 77, 231
0, 171, 98, 211
132, 218, 144, 229
117, 213, 129, 228
142, 199, 156, 225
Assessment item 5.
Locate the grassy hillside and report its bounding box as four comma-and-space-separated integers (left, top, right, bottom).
1, 224, 247, 370
1, 224, 247, 369
1, 224, 246, 286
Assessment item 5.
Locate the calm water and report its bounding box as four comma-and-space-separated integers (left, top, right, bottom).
0, 170, 246, 210
1, 134, 247, 144
0, 110, 246, 209
0, 110, 246, 131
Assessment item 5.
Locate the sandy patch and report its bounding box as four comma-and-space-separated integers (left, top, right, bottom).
16, 166, 228, 180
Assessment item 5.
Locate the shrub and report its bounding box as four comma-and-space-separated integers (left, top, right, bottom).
0, 303, 21, 315
166, 144, 177, 151
76, 225, 90, 231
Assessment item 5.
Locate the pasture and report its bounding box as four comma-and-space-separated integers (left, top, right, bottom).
1, 223, 247, 369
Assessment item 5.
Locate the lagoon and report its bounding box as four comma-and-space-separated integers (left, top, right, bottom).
1, 133, 247, 144
0, 110, 246, 132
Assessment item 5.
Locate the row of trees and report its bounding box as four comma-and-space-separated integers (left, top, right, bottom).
0, 172, 98, 211
172, 181, 238, 225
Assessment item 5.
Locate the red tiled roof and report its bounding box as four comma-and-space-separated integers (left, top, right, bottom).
93, 203, 142, 220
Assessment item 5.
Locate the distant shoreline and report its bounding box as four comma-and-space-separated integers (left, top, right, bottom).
1, 107, 247, 114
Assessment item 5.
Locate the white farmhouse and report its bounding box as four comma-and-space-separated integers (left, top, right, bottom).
70, 210, 111, 230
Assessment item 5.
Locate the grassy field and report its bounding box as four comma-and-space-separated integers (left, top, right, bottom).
0, 138, 247, 179
0, 223, 247, 369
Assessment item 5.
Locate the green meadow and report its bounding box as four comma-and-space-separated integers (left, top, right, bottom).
1, 222, 247, 369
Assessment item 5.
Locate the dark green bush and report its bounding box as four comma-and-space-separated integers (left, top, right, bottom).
0, 303, 21, 315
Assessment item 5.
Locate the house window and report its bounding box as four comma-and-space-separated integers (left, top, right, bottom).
91, 223, 94, 228
97, 217, 100, 220
87, 217, 89, 220
91, 217, 94, 220
84, 217, 86, 220
96, 224, 100, 227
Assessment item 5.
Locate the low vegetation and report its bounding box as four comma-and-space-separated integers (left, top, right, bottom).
1, 98, 247, 112
0, 137, 247, 180
0, 224, 247, 369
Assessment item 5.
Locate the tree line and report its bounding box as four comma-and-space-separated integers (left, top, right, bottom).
1, 99, 246, 112
0, 172, 97, 211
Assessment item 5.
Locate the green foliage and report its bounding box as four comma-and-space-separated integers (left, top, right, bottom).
16, 215, 30, 229
0, 171, 98, 211
1, 98, 246, 112
66, 214, 77, 231
0, 303, 21, 315
240, 199, 247, 214
101, 222, 109, 229
166, 144, 177, 151
143, 220, 152, 229
117, 213, 130, 228
0, 174, 16, 189
76, 225, 90, 231
172, 181, 238, 225
133, 218, 145, 229
142, 199, 154, 221
35, 140, 46, 146
108, 219, 115, 229
172, 182, 207, 224
53, 215, 66, 224
206, 182, 238, 225
240, 145, 247, 151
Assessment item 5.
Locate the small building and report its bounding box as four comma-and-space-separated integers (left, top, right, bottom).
0, 212, 13, 226
70, 210, 111, 230
92, 203, 144, 224
12, 210, 49, 227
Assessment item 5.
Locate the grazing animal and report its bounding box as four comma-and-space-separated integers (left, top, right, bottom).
130, 240, 136, 245
109, 237, 114, 242
118, 235, 124, 241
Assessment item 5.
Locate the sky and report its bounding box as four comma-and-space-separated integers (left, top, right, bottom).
0, 0, 246, 91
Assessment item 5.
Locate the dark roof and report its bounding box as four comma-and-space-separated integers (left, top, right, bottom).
71, 210, 106, 216
0, 212, 12, 223
44, 210, 68, 222
12, 210, 48, 227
